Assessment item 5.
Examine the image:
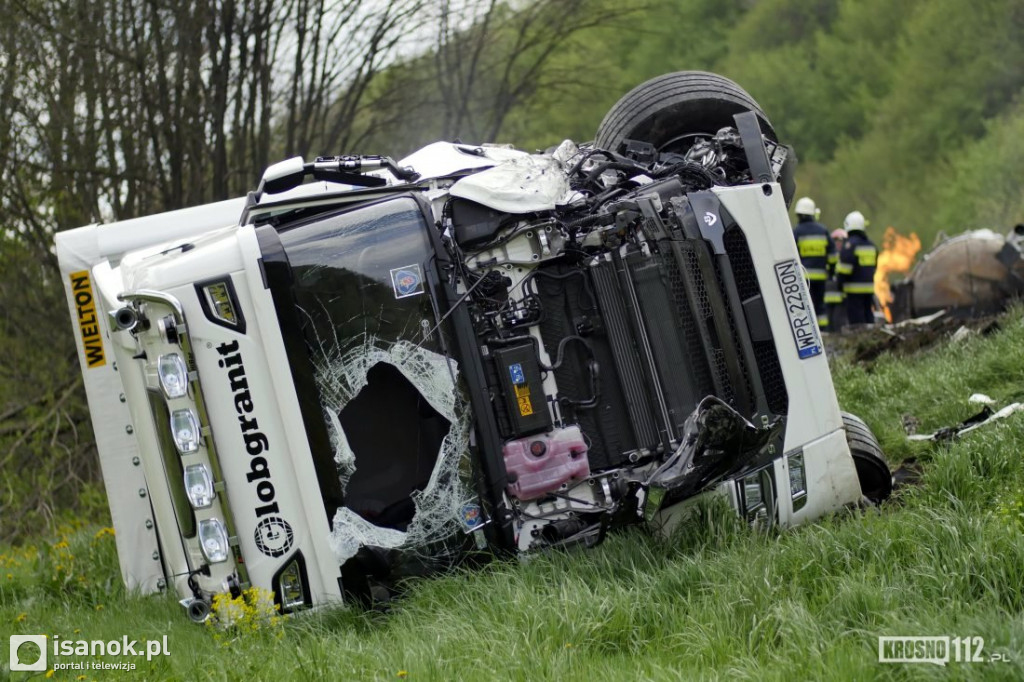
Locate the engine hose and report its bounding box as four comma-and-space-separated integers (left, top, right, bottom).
562, 211, 616, 231
487, 333, 592, 371
561, 359, 600, 410
653, 160, 717, 186
568, 148, 614, 176
519, 268, 597, 311
485, 335, 600, 409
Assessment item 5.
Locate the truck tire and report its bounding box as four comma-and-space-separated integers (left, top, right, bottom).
841, 412, 893, 504
594, 71, 777, 154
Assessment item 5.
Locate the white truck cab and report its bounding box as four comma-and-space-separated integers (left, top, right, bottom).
57, 79, 882, 618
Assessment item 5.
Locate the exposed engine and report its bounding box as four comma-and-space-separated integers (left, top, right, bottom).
442, 124, 792, 550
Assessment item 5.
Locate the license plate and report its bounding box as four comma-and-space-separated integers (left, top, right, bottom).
773, 259, 822, 359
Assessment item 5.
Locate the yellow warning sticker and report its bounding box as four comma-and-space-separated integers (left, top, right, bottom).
69, 270, 106, 368
514, 384, 534, 416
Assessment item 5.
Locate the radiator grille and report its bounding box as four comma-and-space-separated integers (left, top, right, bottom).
723, 227, 789, 415
658, 225, 789, 416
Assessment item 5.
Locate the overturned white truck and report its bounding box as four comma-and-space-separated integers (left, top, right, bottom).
57, 72, 889, 619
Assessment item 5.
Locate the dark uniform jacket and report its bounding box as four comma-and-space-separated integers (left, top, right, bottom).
793, 219, 834, 281
835, 231, 878, 294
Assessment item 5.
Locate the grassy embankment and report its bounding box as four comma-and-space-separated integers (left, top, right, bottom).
4, 312, 1024, 681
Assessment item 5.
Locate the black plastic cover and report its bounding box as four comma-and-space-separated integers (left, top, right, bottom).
451, 198, 506, 248
493, 344, 552, 438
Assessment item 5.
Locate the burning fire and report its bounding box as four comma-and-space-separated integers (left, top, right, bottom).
874, 226, 921, 322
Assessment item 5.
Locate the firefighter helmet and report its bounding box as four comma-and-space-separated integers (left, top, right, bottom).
844, 210, 867, 233
795, 197, 817, 218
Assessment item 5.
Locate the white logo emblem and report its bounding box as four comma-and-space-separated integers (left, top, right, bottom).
10, 635, 47, 671
703, 211, 718, 227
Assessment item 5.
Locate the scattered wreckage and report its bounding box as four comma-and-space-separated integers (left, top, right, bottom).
840, 310, 1002, 365
905, 393, 1024, 443
890, 225, 1024, 322
56, 71, 889, 618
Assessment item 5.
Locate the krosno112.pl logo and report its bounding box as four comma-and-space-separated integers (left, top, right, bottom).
878, 636, 1011, 665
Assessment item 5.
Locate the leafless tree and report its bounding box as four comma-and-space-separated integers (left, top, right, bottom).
0, 0, 429, 540
432, 0, 635, 142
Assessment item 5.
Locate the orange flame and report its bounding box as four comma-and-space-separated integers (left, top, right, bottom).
874, 226, 921, 322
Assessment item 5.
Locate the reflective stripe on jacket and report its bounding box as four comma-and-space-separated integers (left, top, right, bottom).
824, 280, 845, 304
793, 220, 834, 282
837, 231, 877, 295
842, 281, 876, 294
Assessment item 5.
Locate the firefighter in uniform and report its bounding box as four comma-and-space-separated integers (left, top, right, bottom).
792, 197, 834, 330
835, 210, 878, 326
824, 228, 847, 332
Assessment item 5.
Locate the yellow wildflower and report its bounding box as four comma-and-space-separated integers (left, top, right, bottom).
46, 670, 55, 678
15, 612, 27, 623
95, 604, 104, 611
93, 527, 115, 540
397, 672, 408, 679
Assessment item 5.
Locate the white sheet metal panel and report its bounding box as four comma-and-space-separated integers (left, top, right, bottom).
449, 153, 569, 214
54, 198, 245, 593
713, 184, 844, 451
56, 227, 164, 592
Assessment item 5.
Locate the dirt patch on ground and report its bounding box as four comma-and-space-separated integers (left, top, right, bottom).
825, 312, 1004, 366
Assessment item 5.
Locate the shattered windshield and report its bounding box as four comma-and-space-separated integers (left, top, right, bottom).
272, 197, 472, 561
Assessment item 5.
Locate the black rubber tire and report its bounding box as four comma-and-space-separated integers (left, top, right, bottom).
841, 411, 893, 504
594, 71, 777, 154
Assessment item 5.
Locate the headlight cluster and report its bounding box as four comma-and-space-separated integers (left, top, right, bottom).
121, 289, 245, 587
278, 559, 306, 610
184, 463, 216, 509
742, 475, 763, 510
740, 457, 806, 521
272, 554, 310, 613
171, 408, 201, 454
739, 469, 773, 522
198, 519, 230, 563
157, 353, 189, 399
200, 282, 241, 328
788, 452, 807, 512
155, 349, 228, 563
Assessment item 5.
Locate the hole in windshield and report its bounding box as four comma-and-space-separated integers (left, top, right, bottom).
338, 362, 451, 531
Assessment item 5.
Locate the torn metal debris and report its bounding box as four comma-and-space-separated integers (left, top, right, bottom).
905, 396, 1024, 442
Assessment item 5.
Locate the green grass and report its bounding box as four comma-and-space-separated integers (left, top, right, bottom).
5, 312, 1024, 680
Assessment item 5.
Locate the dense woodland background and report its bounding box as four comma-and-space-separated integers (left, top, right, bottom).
1, 0, 1022, 541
